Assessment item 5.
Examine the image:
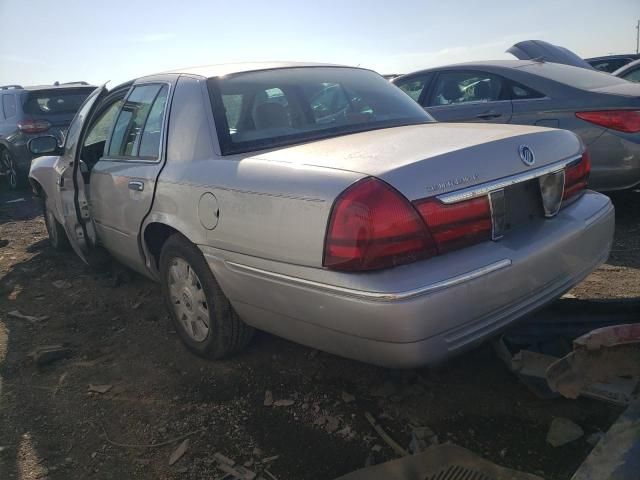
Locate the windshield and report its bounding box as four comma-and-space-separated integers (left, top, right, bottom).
208, 67, 434, 155
519, 62, 629, 90
22, 87, 96, 115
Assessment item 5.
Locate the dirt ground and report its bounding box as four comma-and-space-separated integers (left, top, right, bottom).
0, 186, 638, 480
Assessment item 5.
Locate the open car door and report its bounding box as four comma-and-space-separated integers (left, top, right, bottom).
58, 84, 108, 264
507, 40, 595, 70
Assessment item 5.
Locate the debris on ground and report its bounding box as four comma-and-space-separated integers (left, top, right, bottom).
547, 323, 640, 400
263, 390, 273, 407
88, 384, 113, 394
341, 391, 355, 403
168, 439, 189, 465
334, 443, 543, 479
546, 418, 584, 447
272, 399, 295, 407
408, 425, 438, 454
29, 345, 72, 366
364, 412, 408, 457
494, 307, 640, 406
212, 451, 257, 479
571, 399, 640, 480
52, 280, 71, 289
7, 309, 49, 323
585, 432, 604, 446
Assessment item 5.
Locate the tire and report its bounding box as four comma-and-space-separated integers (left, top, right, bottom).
159, 233, 254, 359
41, 194, 70, 250
2, 149, 28, 190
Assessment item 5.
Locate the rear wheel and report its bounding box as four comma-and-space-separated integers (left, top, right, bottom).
159, 234, 254, 359
42, 195, 70, 250
2, 149, 28, 190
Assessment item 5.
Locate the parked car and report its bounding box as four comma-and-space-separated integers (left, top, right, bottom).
392, 60, 640, 191
586, 54, 640, 73
0, 82, 96, 189
28, 63, 613, 367
613, 58, 640, 83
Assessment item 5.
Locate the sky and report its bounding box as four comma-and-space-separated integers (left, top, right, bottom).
0, 0, 638, 87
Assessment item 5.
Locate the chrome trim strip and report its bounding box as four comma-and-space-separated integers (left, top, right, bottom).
223, 259, 512, 302
437, 155, 581, 204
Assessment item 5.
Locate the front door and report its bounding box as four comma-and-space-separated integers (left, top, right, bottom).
57, 85, 107, 263
424, 70, 513, 123
86, 81, 172, 273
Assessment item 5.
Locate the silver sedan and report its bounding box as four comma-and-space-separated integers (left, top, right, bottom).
28, 63, 614, 367
392, 60, 640, 191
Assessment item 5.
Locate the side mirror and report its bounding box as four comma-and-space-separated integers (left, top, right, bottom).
28, 136, 61, 156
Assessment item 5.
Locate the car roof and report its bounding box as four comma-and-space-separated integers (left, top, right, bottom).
163, 61, 353, 78
586, 54, 640, 61
392, 60, 543, 80
0, 83, 96, 92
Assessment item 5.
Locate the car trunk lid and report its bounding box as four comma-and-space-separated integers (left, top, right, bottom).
253, 122, 582, 201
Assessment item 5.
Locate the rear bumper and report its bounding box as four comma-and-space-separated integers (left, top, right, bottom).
202, 191, 614, 367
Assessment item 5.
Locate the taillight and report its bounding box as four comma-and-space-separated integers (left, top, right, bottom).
18, 119, 51, 134
414, 196, 492, 254
323, 177, 437, 271
563, 150, 591, 202
576, 110, 640, 133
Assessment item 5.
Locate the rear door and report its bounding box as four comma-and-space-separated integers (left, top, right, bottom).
423, 70, 513, 123
87, 80, 172, 273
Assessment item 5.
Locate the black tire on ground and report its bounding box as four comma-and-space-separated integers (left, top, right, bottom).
159, 233, 254, 359
2, 149, 28, 190
41, 194, 70, 250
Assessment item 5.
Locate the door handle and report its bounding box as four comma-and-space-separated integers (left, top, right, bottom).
476, 111, 502, 119
128, 180, 144, 192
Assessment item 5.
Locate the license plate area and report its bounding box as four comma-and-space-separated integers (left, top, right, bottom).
490, 179, 546, 239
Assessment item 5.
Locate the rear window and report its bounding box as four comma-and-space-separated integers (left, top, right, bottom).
208, 67, 433, 155
22, 88, 95, 115
519, 62, 628, 90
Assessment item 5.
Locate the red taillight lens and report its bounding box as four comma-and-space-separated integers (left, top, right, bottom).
18, 119, 51, 134
323, 177, 437, 271
563, 150, 591, 202
414, 196, 492, 254
576, 110, 640, 133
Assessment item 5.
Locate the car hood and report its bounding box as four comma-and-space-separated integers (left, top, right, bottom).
252, 123, 582, 201
508, 40, 594, 70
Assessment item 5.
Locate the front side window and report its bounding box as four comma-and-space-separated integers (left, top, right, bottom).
2, 94, 16, 118
395, 75, 431, 102
108, 84, 168, 159
430, 72, 506, 106
209, 67, 433, 155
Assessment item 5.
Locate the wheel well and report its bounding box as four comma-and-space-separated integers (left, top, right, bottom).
144, 223, 179, 268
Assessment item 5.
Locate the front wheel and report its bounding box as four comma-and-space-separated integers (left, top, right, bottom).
2, 149, 28, 190
42, 195, 70, 250
159, 234, 254, 359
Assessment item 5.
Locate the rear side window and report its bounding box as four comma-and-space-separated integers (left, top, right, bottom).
621, 68, 640, 83
511, 83, 545, 99
108, 84, 168, 159
429, 72, 506, 106
590, 58, 633, 73
394, 74, 432, 102
22, 88, 94, 115
2, 94, 16, 118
